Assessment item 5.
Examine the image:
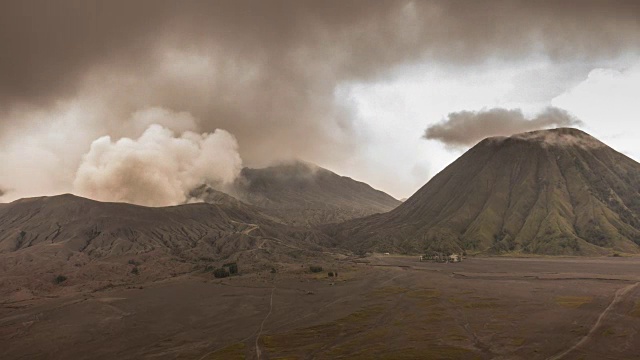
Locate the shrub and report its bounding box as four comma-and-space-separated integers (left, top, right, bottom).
131, 267, 140, 275
613, 253, 621, 257
270, 267, 277, 274
328, 272, 334, 277
128, 259, 141, 266
309, 266, 323, 273
54, 275, 67, 284
214, 268, 230, 278
227, 263, 238, 275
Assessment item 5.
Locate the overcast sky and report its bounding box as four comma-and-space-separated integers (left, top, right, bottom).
1, 0, 639, 203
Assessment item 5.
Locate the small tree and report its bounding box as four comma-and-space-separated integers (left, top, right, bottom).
214, 268, 230, 278
227, 263, 238, 275
54, 275, 67, 284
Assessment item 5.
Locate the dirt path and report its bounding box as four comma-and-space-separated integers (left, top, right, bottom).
547, 282, 640, 360
242, 224, 259, 235
255, 286, 275, 359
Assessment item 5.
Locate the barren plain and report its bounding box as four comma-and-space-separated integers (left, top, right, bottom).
3, 255, 640, 360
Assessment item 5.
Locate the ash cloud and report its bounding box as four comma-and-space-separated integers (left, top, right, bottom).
424, 107, 583, 148
1, 1, 640, 200
73, 125, 242, 207
3, 0, 640, 106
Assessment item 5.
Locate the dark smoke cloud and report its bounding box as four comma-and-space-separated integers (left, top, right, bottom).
0, 0, 639, 200
3, 1, 640, 103
424, 107, 583, 147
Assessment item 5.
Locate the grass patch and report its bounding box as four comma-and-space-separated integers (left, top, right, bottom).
630, 301, 640, 317
375, 346, 480, 360
325, 327, 390, 357
264, 305, 386, 358
448, 296, 499, 309
204, 342, 245, 360
407, 289, 440, 299
464, 301, 500, 309
372, 286, 409, 297
555, 296, 593, 308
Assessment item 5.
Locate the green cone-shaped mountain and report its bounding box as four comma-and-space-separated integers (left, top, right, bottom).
331, 128, 640, 255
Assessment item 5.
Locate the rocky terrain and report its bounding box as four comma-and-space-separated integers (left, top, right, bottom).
0, 194, 332, 300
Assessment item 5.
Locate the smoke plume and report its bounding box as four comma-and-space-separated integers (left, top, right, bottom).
424, 107, 582, 148
73, 125, 242, 207
1, 1, 639, 199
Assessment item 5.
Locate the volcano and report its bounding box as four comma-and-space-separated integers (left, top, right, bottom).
210, 162, 401, 226
331, 128, 640, 255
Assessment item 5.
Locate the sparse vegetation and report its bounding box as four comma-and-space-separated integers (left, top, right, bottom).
128, 259, 141, 266
630, 301, 640, 317
54, 275, 67, 284
328, 272, 334, 277
131, 266, 140, 275
214, 268, 230, 278
205, 342, 246, 359
225, 262, 238, 275
309, 265, 323, 273
555, 296, 592, 308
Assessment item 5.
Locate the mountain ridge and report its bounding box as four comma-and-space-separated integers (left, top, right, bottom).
210, 161, 401, 226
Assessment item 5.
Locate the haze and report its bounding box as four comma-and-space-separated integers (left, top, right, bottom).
1, 0, 640, 203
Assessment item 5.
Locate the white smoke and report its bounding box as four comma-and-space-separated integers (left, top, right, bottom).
73, 124, 242, 207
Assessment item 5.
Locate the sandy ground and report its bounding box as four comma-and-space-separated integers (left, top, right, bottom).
2, 255, 640, 359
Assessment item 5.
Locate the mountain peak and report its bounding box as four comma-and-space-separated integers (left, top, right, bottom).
485, 127, 606, 149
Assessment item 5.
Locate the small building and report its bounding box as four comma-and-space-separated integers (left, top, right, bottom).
420, 252, 462, 263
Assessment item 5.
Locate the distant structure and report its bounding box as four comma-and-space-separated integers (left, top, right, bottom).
420, 252, 462, 263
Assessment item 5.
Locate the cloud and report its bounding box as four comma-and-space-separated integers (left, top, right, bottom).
424, 107, 583, 147
73, 124, 242, 207
1, 1, 639, 199
3, 1, 640, 106
552, 64, 640, 159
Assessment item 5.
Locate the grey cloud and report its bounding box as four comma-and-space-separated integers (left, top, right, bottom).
424, 107, 583, 147
0, 0, 638, 200
3, 1, 640, 108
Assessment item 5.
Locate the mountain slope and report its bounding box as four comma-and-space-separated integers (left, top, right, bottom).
221, 162, 401, 226
331, 128, 640, 255
0, 194, 331, 296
